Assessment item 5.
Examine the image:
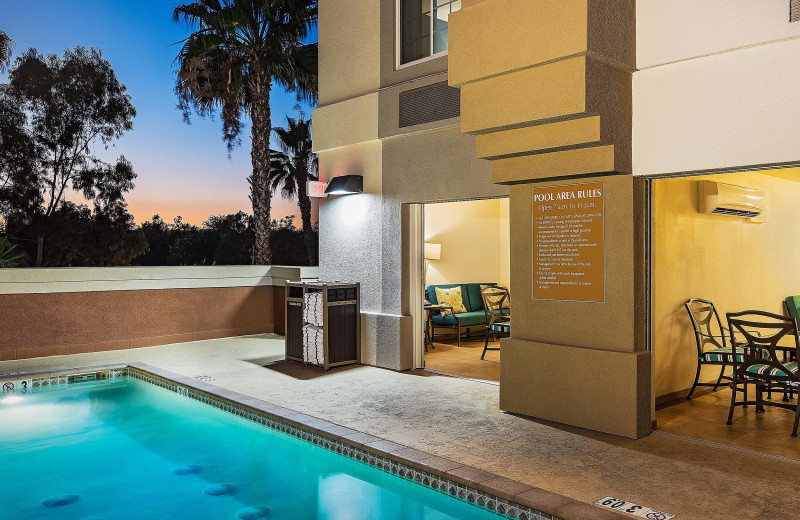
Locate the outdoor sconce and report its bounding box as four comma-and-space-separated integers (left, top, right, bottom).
324, 175, 363, 196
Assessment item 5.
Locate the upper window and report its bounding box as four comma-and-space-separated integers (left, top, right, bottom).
399, 0, 461, 66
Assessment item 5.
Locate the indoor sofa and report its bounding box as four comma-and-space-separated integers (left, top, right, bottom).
426, 283, 509, 347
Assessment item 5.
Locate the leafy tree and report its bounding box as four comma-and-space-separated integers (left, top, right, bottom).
173, 0, 318, 265
0, 46, 137, 265
10, 201, 147, 267
134, 212, 254, 266
0, 236, 24, 268
270, 214, 315, 266
0, 31, 12, 72
203, 211, 254, 264
269, 116, 317, 264
137, 215, 173, 265
0, 85, 41, 222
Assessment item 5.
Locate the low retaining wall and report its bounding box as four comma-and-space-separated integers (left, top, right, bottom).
0, 266, 318, 361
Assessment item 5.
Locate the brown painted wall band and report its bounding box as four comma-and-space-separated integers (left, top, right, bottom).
0, 286, 276, 361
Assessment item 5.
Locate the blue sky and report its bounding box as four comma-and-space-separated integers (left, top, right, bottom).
1, 0, 317, 225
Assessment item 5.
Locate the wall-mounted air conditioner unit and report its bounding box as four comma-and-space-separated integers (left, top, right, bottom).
698, 180, 765, 219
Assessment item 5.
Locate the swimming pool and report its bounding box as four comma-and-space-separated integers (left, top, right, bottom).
0, 369, 535, 520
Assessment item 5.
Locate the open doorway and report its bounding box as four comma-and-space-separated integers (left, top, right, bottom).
650, 167, 800, 458
420, 197, 510, 382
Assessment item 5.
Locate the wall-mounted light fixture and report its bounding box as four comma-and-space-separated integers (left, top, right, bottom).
325, 175, 363, 196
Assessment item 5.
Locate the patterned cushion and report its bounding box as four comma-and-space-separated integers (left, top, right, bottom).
490, 320, 511, 334
481, 284, 510, 310
702, 347, 768, 363
746, 361, 798, 379
702, 347, 745, 363
434, 286, 467, 316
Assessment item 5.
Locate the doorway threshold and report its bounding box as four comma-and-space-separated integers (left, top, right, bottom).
422, 368, 499, 386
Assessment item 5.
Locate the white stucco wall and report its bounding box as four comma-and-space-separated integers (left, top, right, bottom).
637, 0, 800, 69
634, 1, 800, 175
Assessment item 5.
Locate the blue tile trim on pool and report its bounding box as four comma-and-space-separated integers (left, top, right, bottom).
124, 367, 557, 520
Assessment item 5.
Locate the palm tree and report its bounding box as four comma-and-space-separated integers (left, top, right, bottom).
0, 31, 13, 72
173, 0, 318, 265
269, 116, 317, 264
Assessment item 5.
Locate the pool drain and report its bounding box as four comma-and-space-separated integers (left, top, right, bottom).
173, 464, 203, 475
236, 506, 272, 519
203, 483, 237, 496
41, 494, 79, 507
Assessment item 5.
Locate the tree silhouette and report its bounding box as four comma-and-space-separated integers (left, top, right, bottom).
269, 116, 317, 264
173, 0, 318, 265
0, 47, 137, 265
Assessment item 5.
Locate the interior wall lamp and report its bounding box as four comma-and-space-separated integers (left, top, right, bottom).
423, 242, 441, 288
324, 175, 364, 196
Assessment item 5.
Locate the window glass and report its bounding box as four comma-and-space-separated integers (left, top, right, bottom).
400, 0, 459, 65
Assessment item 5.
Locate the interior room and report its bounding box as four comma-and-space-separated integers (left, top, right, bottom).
651, 168, 800, 458
421, 198, 510, 382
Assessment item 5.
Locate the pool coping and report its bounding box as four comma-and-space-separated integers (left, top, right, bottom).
1, 363, 630, 520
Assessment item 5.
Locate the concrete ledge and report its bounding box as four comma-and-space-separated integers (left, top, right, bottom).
500, 338, 651, 439
0, 265, 319, 294
0, 326, 270, 362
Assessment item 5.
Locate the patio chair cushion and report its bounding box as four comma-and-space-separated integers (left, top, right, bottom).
702, 347, 768, 363
745, 361, 798, 379
702, 347, 746, 363
434, 286, 468, 316
490, 320, 511, 334
786, 296, 800, 321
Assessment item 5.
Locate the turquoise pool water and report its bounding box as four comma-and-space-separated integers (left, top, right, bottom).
0, 377, 503, 519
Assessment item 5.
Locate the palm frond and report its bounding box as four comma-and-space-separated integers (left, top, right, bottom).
173, 0, 318, 148
0, 31, 14, 73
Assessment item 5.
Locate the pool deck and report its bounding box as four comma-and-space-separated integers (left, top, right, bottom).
2, 333, 797, 520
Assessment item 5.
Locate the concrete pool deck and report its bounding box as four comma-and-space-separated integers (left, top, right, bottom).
1, 334, 796, 520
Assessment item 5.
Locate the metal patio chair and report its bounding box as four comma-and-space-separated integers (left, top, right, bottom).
685, 299, 737, 399
481, 287, 510, 360
726, 310, 800, 437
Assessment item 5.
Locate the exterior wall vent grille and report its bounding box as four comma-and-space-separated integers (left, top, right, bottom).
792, 0, 800, 22
399, 82, 460, 128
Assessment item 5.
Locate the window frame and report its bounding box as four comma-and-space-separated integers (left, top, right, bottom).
395, 0, 457, 69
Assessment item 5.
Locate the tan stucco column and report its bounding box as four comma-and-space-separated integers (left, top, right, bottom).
450, 0, 650, 438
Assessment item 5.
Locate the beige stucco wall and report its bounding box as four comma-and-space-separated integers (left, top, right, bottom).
446, 0, 648, 438
315, 0, 508, 371
318, 0, 380, 106
424, 198, 510, 288
651, 169, 800, 398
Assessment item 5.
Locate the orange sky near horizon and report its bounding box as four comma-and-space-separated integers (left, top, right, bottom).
126, 195, 319, 227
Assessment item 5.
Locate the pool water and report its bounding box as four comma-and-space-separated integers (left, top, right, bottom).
0, 377, 503, 519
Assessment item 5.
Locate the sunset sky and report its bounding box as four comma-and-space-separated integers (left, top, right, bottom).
2, 0, 318, 226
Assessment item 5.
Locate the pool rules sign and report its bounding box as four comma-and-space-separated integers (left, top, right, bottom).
532, 181, 605, 302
